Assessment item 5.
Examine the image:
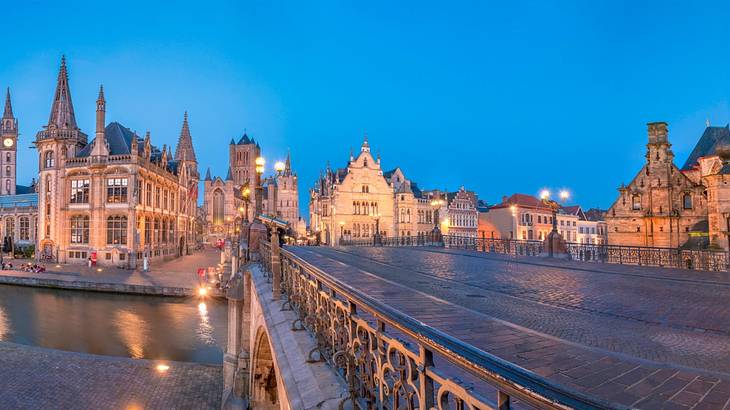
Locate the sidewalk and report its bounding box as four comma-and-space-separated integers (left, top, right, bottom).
0, 248, 223, 296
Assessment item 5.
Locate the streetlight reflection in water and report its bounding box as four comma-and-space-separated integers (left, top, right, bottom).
0, 284, 227, 364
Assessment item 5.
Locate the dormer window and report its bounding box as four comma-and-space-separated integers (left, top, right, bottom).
363, 158, 368, 167
632, 194, 641, 210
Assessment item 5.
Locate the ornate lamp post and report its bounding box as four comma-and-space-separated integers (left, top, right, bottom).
255, 157, 265, 216
540, 189, 569, 257
430, 198, 444, 243
274, 160, 285, 175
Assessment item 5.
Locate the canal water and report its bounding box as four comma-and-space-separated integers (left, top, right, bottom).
0, 284, 227, 364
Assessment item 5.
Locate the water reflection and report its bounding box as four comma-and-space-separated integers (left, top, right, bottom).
0, 284, 227, 364
197, 302, 216, 346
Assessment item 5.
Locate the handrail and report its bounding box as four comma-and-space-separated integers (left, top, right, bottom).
274, 245, 623, 409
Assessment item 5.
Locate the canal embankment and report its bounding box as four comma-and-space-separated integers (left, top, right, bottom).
0, 341, 222, 409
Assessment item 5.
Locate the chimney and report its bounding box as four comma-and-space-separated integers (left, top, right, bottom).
647, 122, 668, 144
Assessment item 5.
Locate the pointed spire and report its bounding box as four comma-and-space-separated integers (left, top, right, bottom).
3, 88, 13, 119
48, 55, 78, 129
205, 167, 212, 181
361, 131, 370, 152
285, 150, 291, 172
225, 166, 233, 181
175, 111, 197, 162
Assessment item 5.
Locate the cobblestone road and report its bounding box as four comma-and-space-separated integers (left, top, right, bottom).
289, 246, 730, 409
0, 341, 222, 409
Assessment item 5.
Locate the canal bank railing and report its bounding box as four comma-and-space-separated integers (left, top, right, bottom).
259, 240, 623, 410
341, 235, 730, 272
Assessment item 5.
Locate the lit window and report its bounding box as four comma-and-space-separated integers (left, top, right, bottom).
107, 178, 128, 203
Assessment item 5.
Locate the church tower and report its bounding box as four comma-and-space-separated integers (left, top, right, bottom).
1, 88, 18, 195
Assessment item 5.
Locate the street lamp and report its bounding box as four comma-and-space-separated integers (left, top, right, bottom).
255, 156, 265, 217
540, 189, 570, 257
274, 160, 285, 175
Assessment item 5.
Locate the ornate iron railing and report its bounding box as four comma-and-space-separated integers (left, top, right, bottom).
260, 240, 621, 410
342, 235, 545, 257
342, 235, 730, 271
565, 243, 729, 271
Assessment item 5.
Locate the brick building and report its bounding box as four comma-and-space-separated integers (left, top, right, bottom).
606, 122, 716, 249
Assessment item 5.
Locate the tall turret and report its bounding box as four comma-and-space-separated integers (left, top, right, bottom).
90, 85, 108, 157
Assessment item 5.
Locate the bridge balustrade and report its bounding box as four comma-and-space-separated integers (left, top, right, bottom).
260, 240, 620, 410
341, 235, 730, 272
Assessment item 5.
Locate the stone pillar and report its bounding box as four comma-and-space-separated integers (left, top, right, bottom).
247, 222, 267, 261
222, 272, 245, 409
238, 270, 253, 401
271, 229, 281, 300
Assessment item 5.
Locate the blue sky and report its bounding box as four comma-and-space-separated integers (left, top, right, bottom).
2, 1, 730, 215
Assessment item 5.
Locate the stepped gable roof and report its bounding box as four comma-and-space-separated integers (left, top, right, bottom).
682, 125, 730, 170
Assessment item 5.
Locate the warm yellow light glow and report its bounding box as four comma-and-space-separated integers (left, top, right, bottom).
510, 205, 517, 215
198, 302, 207, 314
559, 190, 570, 201
96, 268, 103, 272
156, 364, 170, 373
255, 156, 265, 166
198, 287, 208, 297
274, 160, 285, 172
55, 264, 61, 268
242, 187, 250, 197
339, 221, 345, 226
540, 190, 550, 200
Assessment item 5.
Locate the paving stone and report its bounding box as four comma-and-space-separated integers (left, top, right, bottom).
289, 246, 730, 409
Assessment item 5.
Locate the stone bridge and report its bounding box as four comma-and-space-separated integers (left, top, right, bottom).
218, 231, 730, 409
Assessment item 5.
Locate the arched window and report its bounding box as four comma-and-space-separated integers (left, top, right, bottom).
70, 215, 89, 244
5, 166, 9, 177
632, 194, 641, 210
5, 152, 10, 163
18, 217, 29, 241
213, 189, 225, 225
683, 193, 692, 210
5, 218, 14, 240
106, 216, 127, 245
4, 180, 9, 194
44, 151, 54, 168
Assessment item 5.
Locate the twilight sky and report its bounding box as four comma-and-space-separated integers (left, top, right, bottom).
3, 1, 730, 216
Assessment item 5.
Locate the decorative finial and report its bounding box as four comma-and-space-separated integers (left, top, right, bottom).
706, 118, 711, 127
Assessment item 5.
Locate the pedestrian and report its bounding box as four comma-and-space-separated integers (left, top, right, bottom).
87, 257, 92, 269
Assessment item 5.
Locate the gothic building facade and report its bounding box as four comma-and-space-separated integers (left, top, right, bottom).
34, 57, 199, 266
203, 139, 302, 239
606, 121, 730, 250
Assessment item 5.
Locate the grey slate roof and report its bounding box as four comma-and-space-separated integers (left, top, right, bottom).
682, 125, 730, 170
77, 122, 139, 157
0, 193, 37, 208
237, 133, 252, 145
15, 185, 34, 194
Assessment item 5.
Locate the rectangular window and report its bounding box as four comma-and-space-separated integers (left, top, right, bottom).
163, 190, 168, 210
106, 216, 128, 245
155, 187, 161, 208
106, 178, 128, 203
146, 183, 152, 206
19, 217, 29, 241
70, 179, 90, 204
70, 216, 89, 244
